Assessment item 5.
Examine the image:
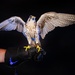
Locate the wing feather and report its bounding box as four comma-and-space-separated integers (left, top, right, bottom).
37, 12, 75, 39
0, 16, 25, 32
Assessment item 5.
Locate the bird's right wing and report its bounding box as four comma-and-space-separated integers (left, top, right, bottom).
0, 16, 25, 32
37, 12, 75, 39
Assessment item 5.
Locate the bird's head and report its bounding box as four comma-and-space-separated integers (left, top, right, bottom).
27, 15, 36, 22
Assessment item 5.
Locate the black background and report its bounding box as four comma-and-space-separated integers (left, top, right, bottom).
0, 0, 75, 75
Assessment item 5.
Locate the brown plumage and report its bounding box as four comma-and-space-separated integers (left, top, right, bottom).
0, 12, 75, 47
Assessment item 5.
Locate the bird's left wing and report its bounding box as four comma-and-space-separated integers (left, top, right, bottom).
0, 16, 25, 32
37, 12, 75, 39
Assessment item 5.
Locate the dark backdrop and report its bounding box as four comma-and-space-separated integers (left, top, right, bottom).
0, 0, 75, 75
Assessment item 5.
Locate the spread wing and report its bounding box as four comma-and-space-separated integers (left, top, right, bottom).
37, 12, 75, 39
0, 16, 25, 32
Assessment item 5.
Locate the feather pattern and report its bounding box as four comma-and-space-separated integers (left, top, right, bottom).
0, 16, 25, 32
37, 12, 75, 39
0, 12, 75, 46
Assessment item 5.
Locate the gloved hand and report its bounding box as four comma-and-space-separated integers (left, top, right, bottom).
5, 46, 46, 67
32, 48, 46, 61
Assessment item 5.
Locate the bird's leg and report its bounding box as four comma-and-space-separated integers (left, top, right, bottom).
35, 33, 41, 52
24, 35, 32, 51
36, 43, 41, 53
24, 45, 31, 51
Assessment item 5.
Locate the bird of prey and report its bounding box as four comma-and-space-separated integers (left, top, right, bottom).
0, 12, 75, 52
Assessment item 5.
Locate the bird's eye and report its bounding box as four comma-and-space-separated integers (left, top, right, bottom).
32, 18, 35, 20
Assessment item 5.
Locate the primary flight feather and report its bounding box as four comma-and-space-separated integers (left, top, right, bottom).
0, 12, 75, 51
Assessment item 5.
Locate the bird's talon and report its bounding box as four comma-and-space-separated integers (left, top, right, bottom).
36, 45, 41, 52
24, 45, 31, 51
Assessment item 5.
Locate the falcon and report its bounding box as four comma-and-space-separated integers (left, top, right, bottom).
0, 12, 75, 52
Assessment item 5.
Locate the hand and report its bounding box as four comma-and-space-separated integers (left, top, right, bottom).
34, 48, 46, 61
26, 47, 46, 61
